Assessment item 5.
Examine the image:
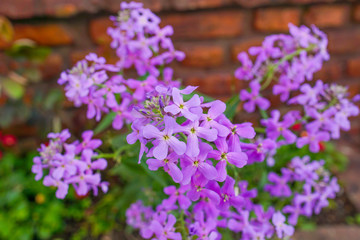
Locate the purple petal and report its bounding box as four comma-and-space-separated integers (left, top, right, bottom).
168, 162, 183, 183
153, 141, 168, 160
143, 125, 162, 139
168, 136, 186, 155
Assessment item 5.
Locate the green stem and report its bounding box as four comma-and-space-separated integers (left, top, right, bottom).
260, 45, 315, 90
178, 132, 188, 142
93, 153, 116, 159
178, 210, 187, 239
259, 109, 269, 119
254, 127, 266, 133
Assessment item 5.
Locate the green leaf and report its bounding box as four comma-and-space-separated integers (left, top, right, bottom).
5, 39, 51, 62
0, 16, 14, 43
224, 94, 240, 120
94, 112, 116, 134
182, 90, 215, 103
44, 89, 64, 110
2, 78, 25, 99
23, 68, 41, 82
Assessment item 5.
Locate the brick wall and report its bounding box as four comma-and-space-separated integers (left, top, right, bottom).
0, 0, 359, 140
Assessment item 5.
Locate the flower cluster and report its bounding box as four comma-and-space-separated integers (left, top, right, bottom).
127, 85, 255, 183
236, 24, 359, 154
33, 2, 359, 239
237, 23, 329, 112
266, 156, 340, 225
108, 2, 185, 76
57, 2, 183, 130
32, 129, 108, 199
127, 156, 339, 240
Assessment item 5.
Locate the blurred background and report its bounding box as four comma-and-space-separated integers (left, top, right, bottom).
0, 0, 360, 239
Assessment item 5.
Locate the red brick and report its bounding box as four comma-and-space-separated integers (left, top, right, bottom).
0, 53, 8, 74
314, 60, 343, 82
171, 0, 230, 10
161, 10, 244, 40
89, 17, 113, 45
235, 0, 285, 7
70, 47, 118, 66
0, 0, 35, 19
328, 29, 360, 54
184, 72, 242, 97
103, 0, 164, 13
38, 54, 63, 80
347, 57, 360, 78
290, 0, 336, 3
304, 5, 348, 28
354, 4, 360, 22
40, 0, 85, 17
178, 44, 225, 68
9, 24, 73, 46
231, 36, 264, 61
70, 51, 88, 65
254, 8, 300, 32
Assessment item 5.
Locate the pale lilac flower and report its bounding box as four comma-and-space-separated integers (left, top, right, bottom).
164, 87, 202, 121
147, 152, 183, 183
272, 211, 294, 239
183, 120, 218, 157
240, 81, 270, 113
296, 129, 330, 153
143, 116, 186, 160
182, 143, 217, 184
208, 137, 247, 182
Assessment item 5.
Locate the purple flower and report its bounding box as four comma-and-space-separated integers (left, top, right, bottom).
261, 110, 297, 144
111, 97, 134, 130
264, 172, 292, 197
294, 184, 320, 217
209, 176, 243, 210
272, 211, 294, 239
182, 143, 217, 184
273, 74, 300, 102
160, 185, 191, 210
183, 120, 218, 157
148, 213, 181, 240
186, 175, 220, 204
288, 23, 318, 48
242, 138, 277, 164
296, 129, 330, 153
33, 129, 107, 199
127, 76, 158, 101
240, 81, 270, 113
143, 116, 186, 160
43, 176, 69, 199
208, 137, 247, 182
68, 172, 101, 196
164, 87, 201, 121
235, 52, 254, 81
126, 118, 149, 163
76, 130, 102, 154
283, 202, 302, 225
291, 80, 324, 106
227, 122, 256, 152
200, 100, 230, 137
147, 152, 183, 183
